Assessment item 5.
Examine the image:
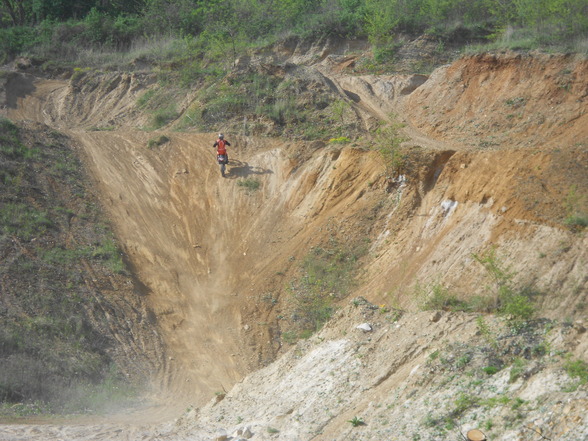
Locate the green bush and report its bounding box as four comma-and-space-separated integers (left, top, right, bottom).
421, 283, 470, 312
451, 393, 477, 418
290, 286, 335, 333
288, 239, 368, 334
0, 27, 38, 63
302, 245, 360, 295
509, 357, 526, 383
473, 248, 535, 321
237, 178, 261, 192
147, 135, 170, 149
564, 185, 587, 230
482, 366, 500, 375
137, 86, 181, 130
150, 107, 178, 129
564, 359, 588, 385
372, 121, 408, 176
500, 293, 535, 321
565, 215, 588, 229
0, 118, 38, 160
0, 203, 53, 241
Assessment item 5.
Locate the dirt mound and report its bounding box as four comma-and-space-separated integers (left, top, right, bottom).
404, 52, 588, 150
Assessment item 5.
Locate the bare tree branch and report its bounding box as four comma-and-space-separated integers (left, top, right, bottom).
523, 425, 551, 441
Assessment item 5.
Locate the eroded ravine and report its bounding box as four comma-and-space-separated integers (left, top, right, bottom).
2, 50, 587, 440
5, 75, 262, 406
5, 75, 384, 410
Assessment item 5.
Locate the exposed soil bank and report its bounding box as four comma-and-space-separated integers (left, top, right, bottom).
1, 49, 586, 439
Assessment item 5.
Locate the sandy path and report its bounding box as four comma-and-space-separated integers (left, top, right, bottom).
69, 129, 257, 402
4, 78, 278, 424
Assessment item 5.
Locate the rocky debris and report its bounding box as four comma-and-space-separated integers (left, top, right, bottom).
162, 298, 588, 441
356, 323, 373, 332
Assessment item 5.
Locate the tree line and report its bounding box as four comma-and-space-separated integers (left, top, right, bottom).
1, 0, 587, 66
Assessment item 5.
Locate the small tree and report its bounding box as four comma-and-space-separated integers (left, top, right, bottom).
473, 248, 535, 322
372, 121, 408, 177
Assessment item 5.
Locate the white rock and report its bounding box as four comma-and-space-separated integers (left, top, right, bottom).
357, 323, 372, 332
233, 425, 253, 438
213, 432, 229, 441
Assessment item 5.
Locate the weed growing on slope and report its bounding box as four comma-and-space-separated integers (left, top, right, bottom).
473, 248, 536, 323
328, 136, 351, 144
421, 319, 568, 439
0, 203, 53, 241
563, 358, 588, 390
348, 416, 365, 427
476, 316, 499, 349
181, 70, 355, 139
147, 135, 170, 149
420, 283, 469, 312
419, 248, 539, 322
0, 118, 39, 160
151, 106, 179, 129
0, 121, 139, 416
371, 120, 408, 177
285, 237, 368, 341
482, 366, 501, 375
136, 86, 179, 130
237, 178, 261, 193
508, 358, 527, 383
451, 392, 477, 418
563, 184, 588, 230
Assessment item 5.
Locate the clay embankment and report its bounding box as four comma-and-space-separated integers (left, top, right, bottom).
4, 70, 387, 407
1, 50, 587, 440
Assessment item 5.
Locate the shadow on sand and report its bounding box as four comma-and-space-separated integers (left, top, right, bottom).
223, 159, 273, 179
6, 73, 36, 109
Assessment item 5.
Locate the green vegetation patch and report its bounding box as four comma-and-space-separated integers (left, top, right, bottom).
371, 121, 409, 176
0, 118, 38, 160
2, 0, 588, 77
419, 248, 538, 325
136, 86, 180, 130
472, 248, 536, 322
564, 359, 588, 385
564, 185, 588, 231
421, 318, 577, 438
147, 135, 170, 149
237, 178, 261, 193
179, 69, 353, 139
0, 121, 138, 416
286, 237, 369, 340
0, 203, 53, 241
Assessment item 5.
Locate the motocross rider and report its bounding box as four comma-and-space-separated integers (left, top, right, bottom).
213, 133, 231, 164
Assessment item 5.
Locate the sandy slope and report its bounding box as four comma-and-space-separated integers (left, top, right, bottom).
1, 48, 587, 439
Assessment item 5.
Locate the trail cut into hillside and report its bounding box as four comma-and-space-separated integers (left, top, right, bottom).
1, 47, 587, 440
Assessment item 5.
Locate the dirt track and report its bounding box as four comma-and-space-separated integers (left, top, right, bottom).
4, 72, 387, 407
2, 49, 587, 439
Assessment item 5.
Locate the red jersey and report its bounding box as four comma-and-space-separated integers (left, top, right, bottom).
215, 139, 227, 155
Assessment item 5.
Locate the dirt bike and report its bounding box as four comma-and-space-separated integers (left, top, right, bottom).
217, 154, 228, 177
